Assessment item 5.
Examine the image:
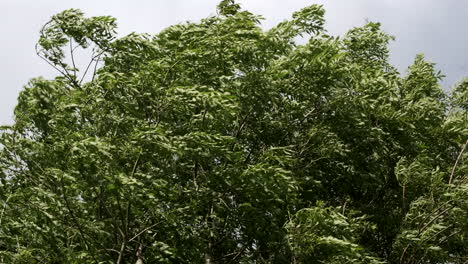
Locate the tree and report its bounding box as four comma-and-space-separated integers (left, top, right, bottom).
0, 1, 467, 263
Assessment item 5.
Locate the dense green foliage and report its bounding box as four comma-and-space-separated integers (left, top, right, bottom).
1, 1, 467, 263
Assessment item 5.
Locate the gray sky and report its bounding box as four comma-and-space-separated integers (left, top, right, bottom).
1, 0, 467, 125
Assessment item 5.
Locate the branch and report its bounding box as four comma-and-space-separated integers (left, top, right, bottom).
98, 248, 120, 254
162, 58, 182, 84
135, 244, 144, 264
116, 154, 142, 263
235, 112, 250, 139
226, 245, 247, 263
229, 108, 253, 152
131, 154, 141, 178
92, 53, 102, 82
449, 139, 467, 184
421, 224, 453, 244
59, 176, 97, 263
35, 46, 81, 89
416, 199, 453, 231
399, 244, 410, 264
0, 192, 13, 226
80, 50, 104, 84
418, 206, 451, 235
279, 107, 316, 144
35, 22, 81, 89
35, 45, 67, 78
437, 229, 461, 245
116, 228, 127, 264
70, 37, 77, 79
128, 222, 161, 243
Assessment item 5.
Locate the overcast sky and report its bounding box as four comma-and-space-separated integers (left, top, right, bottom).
1, 0, 467, 125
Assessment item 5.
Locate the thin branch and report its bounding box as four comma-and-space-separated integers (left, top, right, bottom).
402, 183, 406, 211
128, 222, 161, 243
92, 53, 102, 82
399, 244, 410, 264
162, 58, 182, 84
437, 229, 461, 245
98, 248, 120, 254
116, 154, 142, 263
35, 22, 81, 89
126, 202, 131, 239
342, 199, 348, 215
35, 47, 81, 89
131, 154, 141, 178
205, 204, 215, 264
80, 50, 96, 84
279, 107, 316, 144
449, 139, 467, 184
135, 244, 144, 264
70, 37, 77, 79
194, 161, 199, 191
116, 233, 127, 264
226, 245, 247, 263
59, 176, 96, 263
35, 45, 68, 78
0, 192, 13, 226
80, 50, 104, 84
418, 207, 451, 235
421, 224, 453, 244
416, 199, 453, 231
229, 109, 253, 152
235, 112, 250, 139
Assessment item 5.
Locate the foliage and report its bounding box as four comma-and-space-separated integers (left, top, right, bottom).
0, 1, 467, 263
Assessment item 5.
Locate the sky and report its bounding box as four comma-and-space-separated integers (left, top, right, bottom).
1, 0, 467, 125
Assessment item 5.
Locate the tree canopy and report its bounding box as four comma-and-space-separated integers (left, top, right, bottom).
0, 1, 467, 263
